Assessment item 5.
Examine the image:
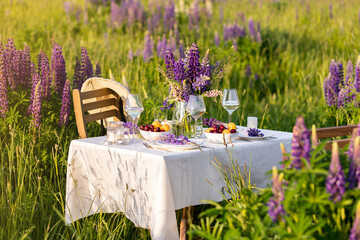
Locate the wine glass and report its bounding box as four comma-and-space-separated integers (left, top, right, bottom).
186, 95, 206, 140
125, 94, 144, 143
222, 89, 239, 123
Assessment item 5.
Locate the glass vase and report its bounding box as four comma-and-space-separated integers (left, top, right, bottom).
172, 101, 194, 138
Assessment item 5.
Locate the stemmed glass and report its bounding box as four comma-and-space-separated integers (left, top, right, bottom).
125, 94, 144, 143
186, 95, 206, 140
222, 89, 239, 123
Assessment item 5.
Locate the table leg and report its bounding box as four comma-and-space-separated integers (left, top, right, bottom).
180, 207, 187, 240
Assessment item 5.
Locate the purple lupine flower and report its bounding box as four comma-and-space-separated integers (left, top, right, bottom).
163, 0, 175, 31
187, 43, 201, 83
329, 3, 333, 19
21, 44, 32, 90
248, 18, 257, 40
189, 0, 199, 30
337, 88, 346, 108
173, 59, 186, 83
39, 51, 51, 100
51, 41, 67, 96
348, 135, 360, 190
337, 62, 344, 87
178, 41, 185, 59
73, 56, 81, 89
160, 34, 167, 59
200, 49, 211, 78
94, 63, 101, 77
326, 142, 346, 202
80, 47, 92, 87
59, 79, 71, 126
214, 31, 220, 47
143, 32, 154, 62
354, 56, 360, 92
346, 60, 354, 86
192, 75, 210, 93
324, 75, 335, 106
4, 39, 17, 90
329, 60, 340, 97
165, 50, 175, 79
0, 41, 8, 117
30, 72, 42, 128
267, 167, 286, 222
349, 201, 360, 240
86, 55, 93, 79
290, 116, 311, 169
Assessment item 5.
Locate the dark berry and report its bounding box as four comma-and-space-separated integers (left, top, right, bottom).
220, 125, 225, 130
209, 130, 214, 133
219, 129, 223, 133
230, 129, 236, 133
144, 126, 150, 131
140, 125, 145, 130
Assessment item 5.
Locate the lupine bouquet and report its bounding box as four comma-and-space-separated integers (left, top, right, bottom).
157, 43, 236, 108
189, 116, 360, 239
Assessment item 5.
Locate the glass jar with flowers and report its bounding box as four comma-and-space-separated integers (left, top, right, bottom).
157, 43, 236, 137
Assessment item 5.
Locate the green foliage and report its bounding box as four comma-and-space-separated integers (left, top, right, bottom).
189, 143, 359, 239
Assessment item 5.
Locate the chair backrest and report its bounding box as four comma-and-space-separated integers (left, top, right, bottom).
309, 125, 358, 151
73, 78, 129, 139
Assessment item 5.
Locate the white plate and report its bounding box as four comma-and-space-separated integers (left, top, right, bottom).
237, 132, 273, 140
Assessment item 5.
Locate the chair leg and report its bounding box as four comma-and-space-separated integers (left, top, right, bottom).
180, 207, 187, 240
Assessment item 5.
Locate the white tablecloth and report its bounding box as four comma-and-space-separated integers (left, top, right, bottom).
65, 127, 292, 240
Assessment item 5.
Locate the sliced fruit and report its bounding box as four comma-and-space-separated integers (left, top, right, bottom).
206, 128, 211, 133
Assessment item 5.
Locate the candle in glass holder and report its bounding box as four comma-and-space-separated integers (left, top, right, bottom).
107, 126, 117, 144
247, 117, 258, 129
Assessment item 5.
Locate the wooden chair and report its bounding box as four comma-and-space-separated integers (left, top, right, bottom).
309, 125, 358, 151
73, 77, 130, 139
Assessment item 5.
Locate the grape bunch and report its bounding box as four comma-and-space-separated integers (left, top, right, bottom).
247, 128, 264, 137
203, 118, 223, 127
139, 121, 170, 132
206, 122, 237, 134
159, 134, 190, 145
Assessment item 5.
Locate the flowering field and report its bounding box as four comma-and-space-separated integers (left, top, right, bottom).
1, 0, 360, 239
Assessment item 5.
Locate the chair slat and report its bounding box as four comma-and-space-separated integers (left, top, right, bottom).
84, 109, 119, 123
81, 88, 116, 100
82, 98, 117, 112
310, 125, 357, 139
324, 139, 351, 151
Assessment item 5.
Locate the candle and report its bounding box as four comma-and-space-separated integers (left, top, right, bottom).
247, 117, 258, 129
107, 126, 117, 143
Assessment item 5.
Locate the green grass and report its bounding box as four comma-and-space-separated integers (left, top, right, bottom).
1, 0, 360, 238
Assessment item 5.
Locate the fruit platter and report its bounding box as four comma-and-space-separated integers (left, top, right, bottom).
139, 120, 171, 140
203, 122, 238, 143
